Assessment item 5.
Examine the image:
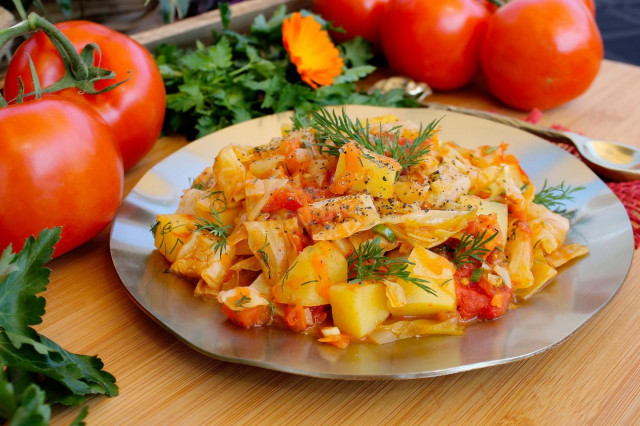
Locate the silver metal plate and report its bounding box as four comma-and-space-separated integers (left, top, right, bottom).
110, 105, 634, 379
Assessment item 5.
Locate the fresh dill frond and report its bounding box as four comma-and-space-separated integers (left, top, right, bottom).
194, 206, 232, 255
311, 107, 370, 156
533, 179, 585, 212
347, 236, 436, 295
256, 234, 271, 279
290, 110, 314, 130
452, 230, 498, 269
383, 118, 441, 170
150, 220, 160, 236
234, 294, 251, 308
310, 106, 440, 170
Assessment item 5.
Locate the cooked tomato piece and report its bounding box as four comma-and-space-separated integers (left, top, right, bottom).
284, 305, 328, 332
455, 265, 513, 321
222, 304, 272, 328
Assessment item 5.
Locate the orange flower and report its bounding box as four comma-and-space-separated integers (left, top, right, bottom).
282, 12, 344, 89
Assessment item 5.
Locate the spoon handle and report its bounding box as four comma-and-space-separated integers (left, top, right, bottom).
421, 102, 575, 145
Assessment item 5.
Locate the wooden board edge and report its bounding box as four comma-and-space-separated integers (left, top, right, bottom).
132, 0, 313, 50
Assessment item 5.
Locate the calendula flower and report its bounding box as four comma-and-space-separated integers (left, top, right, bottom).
282, 12, 344, 89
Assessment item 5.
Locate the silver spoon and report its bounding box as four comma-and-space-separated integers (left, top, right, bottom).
370, 77, 640, 181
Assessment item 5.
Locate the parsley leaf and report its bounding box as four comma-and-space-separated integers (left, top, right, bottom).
0, 228, 118, 424
157, 6, 418, 140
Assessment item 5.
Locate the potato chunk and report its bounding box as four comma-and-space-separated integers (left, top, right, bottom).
387, 246, 457, 317
330, 281, 390, 339
330, 141, 400, 198
272, 241, 348, 306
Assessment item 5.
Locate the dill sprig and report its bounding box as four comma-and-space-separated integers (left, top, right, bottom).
347, 236, 436, 295
533, 179, 585, 212
234, 294, 251, 308
256, 234, 271, 279
310, 107, 440, 170
194, 203, 232, 255
452, 230, 498, 269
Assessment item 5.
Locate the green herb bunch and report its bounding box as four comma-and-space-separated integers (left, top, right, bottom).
0, 229, 118, 425
155, 4, 418, 140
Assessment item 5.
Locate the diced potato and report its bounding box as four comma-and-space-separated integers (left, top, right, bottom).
297, 194, 380, 241
330, 141, 400, 198
478, 200, 508, 245
330, 281, 390, 339
153, 214, 196, 262
273, 241, 348, 306
387, 246, 457, 317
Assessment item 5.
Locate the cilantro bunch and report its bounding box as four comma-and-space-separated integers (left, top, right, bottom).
0, 229, 118, 425
155, 5, 418, 140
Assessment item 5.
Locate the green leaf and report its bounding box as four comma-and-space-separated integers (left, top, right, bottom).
0, 245, 18, 283
0, 228, 118, 421
9, 383, 50, 426
251, 4, 286, 35
339, 37, 374, 67
219, 2, 231, 31
333, 65, 375, 85
209, 37, 233, 70
0, 368, 17, 420
0, 228, 59, 339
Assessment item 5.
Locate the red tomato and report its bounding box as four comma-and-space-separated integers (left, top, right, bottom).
0, 97, 124, 257
3, 21, 166, 171
481, 0, 603, 110
380, 0, 490, 90
313, 0, 388, 46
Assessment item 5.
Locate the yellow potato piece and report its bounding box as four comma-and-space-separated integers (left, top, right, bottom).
331, 141, 400, 198
388, 246, 457, 317
272, 241, 348, 306
330, 281, 390, 339
478, 200, 508, 246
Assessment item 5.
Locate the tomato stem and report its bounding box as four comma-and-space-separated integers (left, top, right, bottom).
0, 13, 129, 104
26, 13, 90, 81
487, 0, 505, 6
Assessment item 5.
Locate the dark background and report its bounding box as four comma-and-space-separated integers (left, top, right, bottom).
596, 0, 640, 65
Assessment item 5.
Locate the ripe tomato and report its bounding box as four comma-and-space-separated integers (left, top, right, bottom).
380, 0, 490, 91
3, 21, 166, 171
313, 0, 388, 46
481, 0, 603, 110
0, 97, 124, 257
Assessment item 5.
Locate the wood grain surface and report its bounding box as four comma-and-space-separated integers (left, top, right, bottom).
41, 59, 640, 425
